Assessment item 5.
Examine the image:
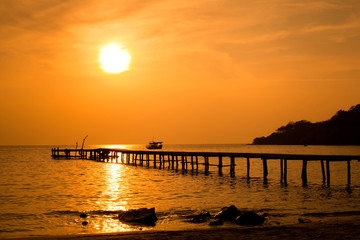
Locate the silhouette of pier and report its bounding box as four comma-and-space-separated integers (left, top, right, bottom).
51, 147, 360, 186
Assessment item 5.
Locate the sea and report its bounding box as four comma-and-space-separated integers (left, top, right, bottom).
0, 144, 360, 239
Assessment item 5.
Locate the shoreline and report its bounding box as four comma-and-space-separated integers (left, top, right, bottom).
8, 218, 360, 240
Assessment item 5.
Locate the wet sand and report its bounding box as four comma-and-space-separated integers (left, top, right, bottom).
10, 218, 360, 240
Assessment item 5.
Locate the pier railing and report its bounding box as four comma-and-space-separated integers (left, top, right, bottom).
51, 147, 360, 186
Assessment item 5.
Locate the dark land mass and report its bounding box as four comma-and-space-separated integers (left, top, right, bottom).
253, 104, 360, 145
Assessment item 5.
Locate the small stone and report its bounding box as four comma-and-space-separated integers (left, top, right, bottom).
209, 219, 224, 226
235, 211, 265, 225
298, 218, 311, 223
190, 212, 211, 223
82, 221, 88, 226
80, 213, 87, 218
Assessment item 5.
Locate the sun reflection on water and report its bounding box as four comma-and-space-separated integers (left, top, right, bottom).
98, 164, 127, 211
91, 164, 131, 233
91, 217, 143, 233
103, 144, 128, 149
95, 144, 145, 150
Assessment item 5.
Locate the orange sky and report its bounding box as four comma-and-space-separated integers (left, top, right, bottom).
1, 0, 359, 145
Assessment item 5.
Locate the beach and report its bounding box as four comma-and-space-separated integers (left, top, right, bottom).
9, 218, 360, 240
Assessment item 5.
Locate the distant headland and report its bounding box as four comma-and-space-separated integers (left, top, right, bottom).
253, 104, 360, 145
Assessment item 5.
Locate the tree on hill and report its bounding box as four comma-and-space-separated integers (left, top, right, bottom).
252, 104, 360, 145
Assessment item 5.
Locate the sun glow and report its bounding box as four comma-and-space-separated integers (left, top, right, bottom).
99, 43, 131, 74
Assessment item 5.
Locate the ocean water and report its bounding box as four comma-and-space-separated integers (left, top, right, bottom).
0, 144, 360, 238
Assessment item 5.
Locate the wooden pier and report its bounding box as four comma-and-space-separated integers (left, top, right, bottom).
51, 147, 360, 186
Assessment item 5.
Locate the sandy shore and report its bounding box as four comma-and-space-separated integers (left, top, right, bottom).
10, 219, 360, 240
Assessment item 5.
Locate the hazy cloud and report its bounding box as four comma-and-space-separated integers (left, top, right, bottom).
303, 18, 360, 33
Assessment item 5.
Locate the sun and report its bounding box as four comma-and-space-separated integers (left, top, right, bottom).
99, 43, 131, 74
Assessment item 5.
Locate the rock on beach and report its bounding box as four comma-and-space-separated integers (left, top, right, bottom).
236, 211, 265, 225
118, 207, 157, 225
214, 205, 241, 221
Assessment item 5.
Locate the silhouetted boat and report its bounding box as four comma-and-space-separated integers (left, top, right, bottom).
146, 141, 163, 149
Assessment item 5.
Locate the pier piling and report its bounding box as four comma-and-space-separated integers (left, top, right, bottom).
247, 157, 250, 180
347, 160, 351, 185
280, 158, 284, 183
218, 156, 223, 175
326, 160, 331, 186
262, 158, 268, 180
321, 160, 326, 182
230, 156, 235, 177
284, 159, 288, 185
301, 160, 308, 186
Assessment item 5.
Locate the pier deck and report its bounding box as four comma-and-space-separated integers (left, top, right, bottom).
51, 147, 360, 186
